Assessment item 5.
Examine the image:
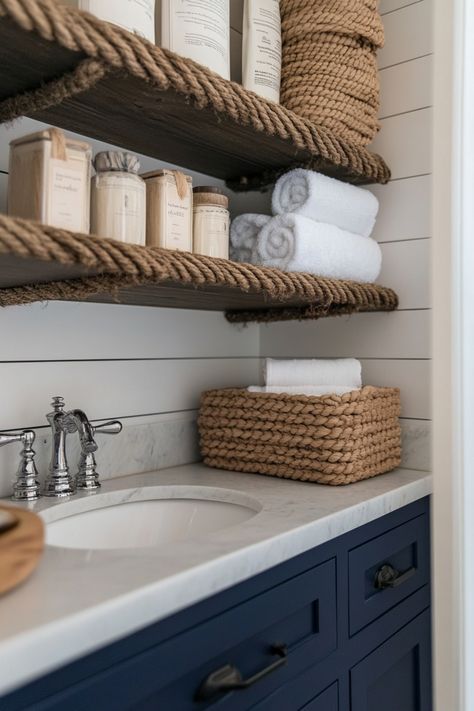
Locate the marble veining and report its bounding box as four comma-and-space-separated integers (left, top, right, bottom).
0, 463, 432, 697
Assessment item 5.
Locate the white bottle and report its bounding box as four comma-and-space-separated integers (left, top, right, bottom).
91, 151, 146, 246
242, 0, 281, 103
161, 0, 230, 81
63, 0, 155, 43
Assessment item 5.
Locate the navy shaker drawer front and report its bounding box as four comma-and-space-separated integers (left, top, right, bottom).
348, 514, 429, 635
350, 610, 432, 711
300, 683, 338, 710
20, 559, 336, 711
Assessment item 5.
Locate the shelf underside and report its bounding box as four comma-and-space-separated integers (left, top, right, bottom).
0, 0, 390, 190
0, 216, 398, 323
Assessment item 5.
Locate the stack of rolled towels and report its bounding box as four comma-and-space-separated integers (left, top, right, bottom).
230, 169, 381, 283
249, 357, 362, 397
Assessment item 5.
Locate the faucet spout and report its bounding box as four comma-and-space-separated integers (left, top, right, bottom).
66, 409, 98, 454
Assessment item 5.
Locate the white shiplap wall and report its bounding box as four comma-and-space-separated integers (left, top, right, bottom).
0, 9, 261, 497
0, 2, 431, 494
260, 0, 433, 472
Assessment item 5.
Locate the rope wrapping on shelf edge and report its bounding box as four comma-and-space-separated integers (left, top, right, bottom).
0, 215, 398, 323
0, 0, 390, 187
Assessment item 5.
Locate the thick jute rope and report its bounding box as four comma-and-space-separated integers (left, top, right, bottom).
0, 215, 398, 323
198, 387, 401, 485
0, 0, 390, 186
280, 0, 384, 147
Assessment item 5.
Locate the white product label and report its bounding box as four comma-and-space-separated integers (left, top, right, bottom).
243, 0, 281, 102
162, 0, 230, 80
165, 178, 192, 250
80, 0, 155, 42
49, 160, 87, 232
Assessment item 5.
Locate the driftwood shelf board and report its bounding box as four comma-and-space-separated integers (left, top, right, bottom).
0, 1, 390, 190
0, 216, 398, 323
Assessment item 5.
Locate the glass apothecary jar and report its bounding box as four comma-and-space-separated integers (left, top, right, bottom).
91, 151, 146, 245
193, 187, 230, 259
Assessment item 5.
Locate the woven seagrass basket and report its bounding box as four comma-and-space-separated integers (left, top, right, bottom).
280, 0, 385, 146
198, 386, 401, 486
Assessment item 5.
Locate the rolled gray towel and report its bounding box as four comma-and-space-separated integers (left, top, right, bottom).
230, 213, 271, 264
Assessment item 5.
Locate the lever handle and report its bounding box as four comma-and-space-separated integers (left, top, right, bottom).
0, 432, 26, 447
92, 420, 122, 436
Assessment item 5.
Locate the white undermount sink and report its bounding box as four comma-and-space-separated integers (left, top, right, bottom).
44, 487, 262, 550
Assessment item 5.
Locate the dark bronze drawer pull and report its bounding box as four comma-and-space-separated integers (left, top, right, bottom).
195, 643, 288, 702
374, 563, 416, 590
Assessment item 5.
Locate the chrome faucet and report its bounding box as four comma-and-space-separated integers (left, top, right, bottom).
1, 397, 122, 500
43, 397, 122, 498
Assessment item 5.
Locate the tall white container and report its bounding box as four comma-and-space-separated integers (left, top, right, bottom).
63, 0, 155, 43
160, 0, 230, 80
243, 0, 281, 102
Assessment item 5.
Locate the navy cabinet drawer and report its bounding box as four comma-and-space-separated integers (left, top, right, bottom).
24, 559, 336, 711
348, 514, 429, 635
350, 610, 432, 711
255, 681, 338, 711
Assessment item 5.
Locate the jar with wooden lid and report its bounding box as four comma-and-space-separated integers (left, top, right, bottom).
193, 187, 230, 260
91, 151, 146, 245
8, 128, 91, 233
143, 169, 193, 252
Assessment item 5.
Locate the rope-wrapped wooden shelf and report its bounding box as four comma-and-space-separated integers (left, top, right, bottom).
0, 0, 390, 190
0, 215, 398, 323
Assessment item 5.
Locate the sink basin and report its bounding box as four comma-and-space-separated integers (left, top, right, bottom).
44, 488, 261, 550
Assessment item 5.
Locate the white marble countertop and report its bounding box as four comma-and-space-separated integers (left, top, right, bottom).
0, 464, 432, 697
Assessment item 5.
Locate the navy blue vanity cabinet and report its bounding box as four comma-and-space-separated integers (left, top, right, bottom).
0, 497, 431, 711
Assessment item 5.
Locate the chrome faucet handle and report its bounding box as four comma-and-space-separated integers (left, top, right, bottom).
0, 430, 40, 501
76, 420, 123, 491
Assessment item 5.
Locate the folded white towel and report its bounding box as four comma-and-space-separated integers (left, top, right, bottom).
248, 385, 359, 397
230, 213, 271, 263
263, 358, 362, 388
272, 169, 379, 238
256, 214, 382, 283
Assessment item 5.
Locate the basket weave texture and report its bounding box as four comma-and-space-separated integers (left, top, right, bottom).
198, 386, 401, 486
280, 0, 384, 147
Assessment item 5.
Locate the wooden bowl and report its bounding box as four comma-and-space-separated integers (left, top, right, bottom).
0, 505, 44, 596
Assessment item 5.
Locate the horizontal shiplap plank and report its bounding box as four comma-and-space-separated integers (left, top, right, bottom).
361, 358, 430, 419
371, 175, 431, 242
0, 358, 261, 430
378, 1, 432, 69
261, 310, 429, 360
380, 0, 424, 14
379, 239, 430, 308
380, 54, 432, 118
370, 108, 432, 180
0, 303, 259, 360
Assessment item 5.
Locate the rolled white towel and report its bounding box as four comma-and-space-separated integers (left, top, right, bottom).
263, 358, 362, 388
272, 169, 379, 238
230, 213, 271, 263
248, 385, 359, 397
256, 214, 382, 283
